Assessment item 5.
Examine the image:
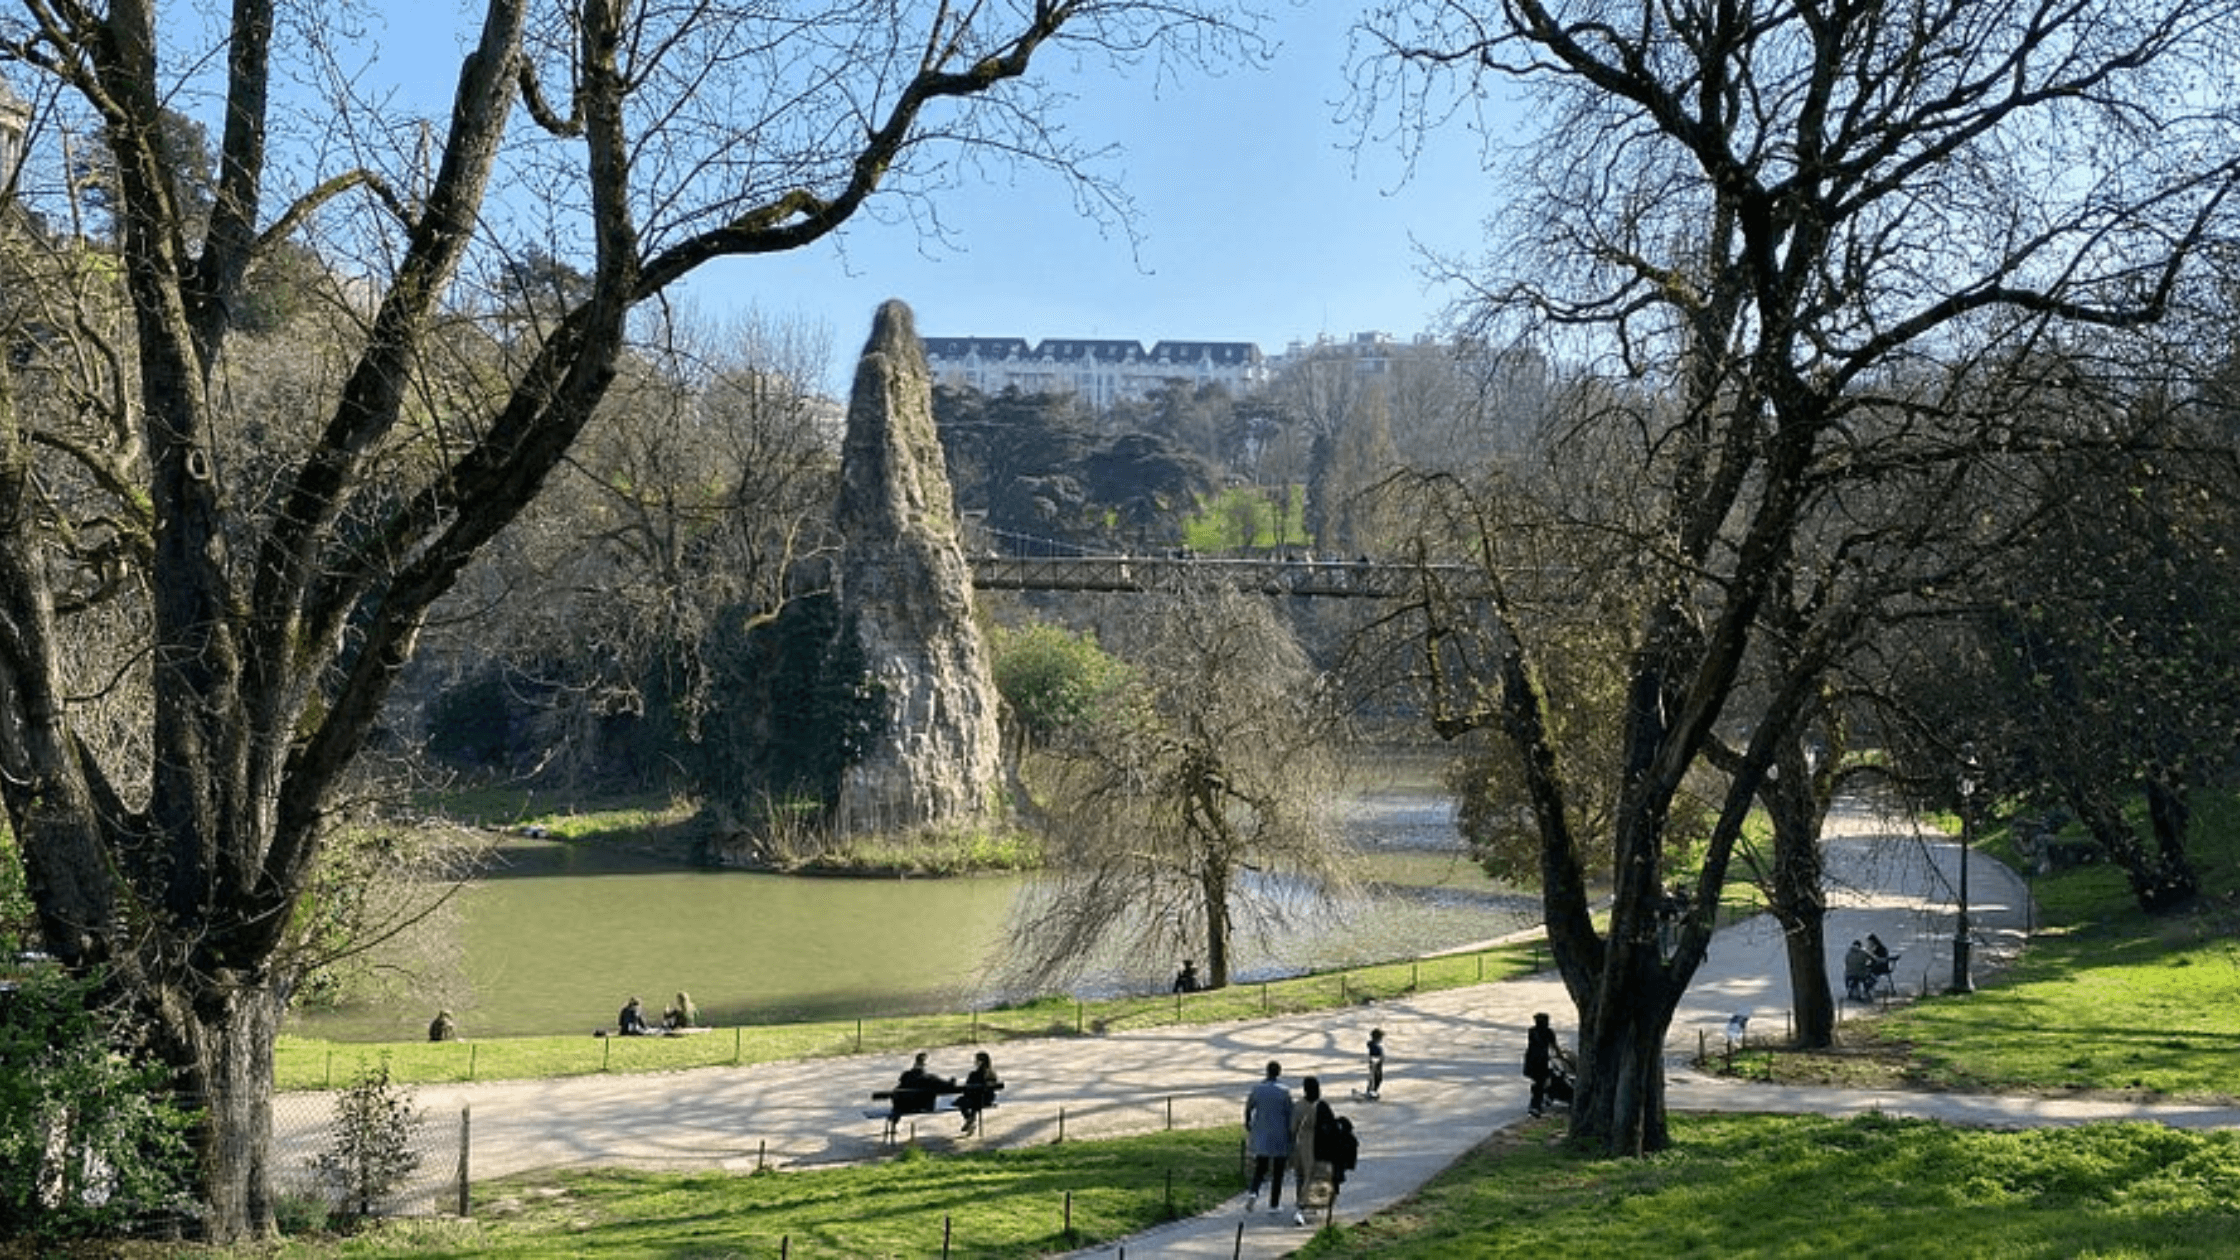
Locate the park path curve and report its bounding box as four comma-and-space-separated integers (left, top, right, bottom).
281, 801, 2240, 1257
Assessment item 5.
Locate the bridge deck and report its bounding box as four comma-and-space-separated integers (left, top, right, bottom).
967, 554, 1480, 599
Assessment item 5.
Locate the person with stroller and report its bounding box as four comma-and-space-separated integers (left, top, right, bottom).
1524, 1012, 1563, 1116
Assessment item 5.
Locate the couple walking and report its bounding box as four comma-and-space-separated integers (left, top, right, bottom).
1243, 1060, 1358, 1226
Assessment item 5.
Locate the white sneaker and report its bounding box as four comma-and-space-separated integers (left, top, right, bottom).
1293, 1210, 1307, 1226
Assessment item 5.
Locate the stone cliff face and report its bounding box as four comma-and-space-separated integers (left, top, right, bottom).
830, 300, 1004, 834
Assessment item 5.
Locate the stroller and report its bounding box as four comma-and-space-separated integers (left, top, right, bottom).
1544, 1048, 1577, 1109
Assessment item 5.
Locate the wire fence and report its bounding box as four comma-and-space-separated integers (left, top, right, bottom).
268, 1089, 467, 1221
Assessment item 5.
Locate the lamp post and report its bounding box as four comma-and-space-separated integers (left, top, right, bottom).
1950, 746, 1979, 995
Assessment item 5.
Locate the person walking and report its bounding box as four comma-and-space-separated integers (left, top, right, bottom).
1363, 1027, 1385, 1099
1289, 1076, 1335, 1225
1524, 1012, 1560, 1116
1243, 1060, 1293, 1214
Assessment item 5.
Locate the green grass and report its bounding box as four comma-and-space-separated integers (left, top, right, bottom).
278, 945, 1548, 1092
1297, 1112, 2240, 1259
251, 1128, 1239, 1258
1715, 792, 2240, 1100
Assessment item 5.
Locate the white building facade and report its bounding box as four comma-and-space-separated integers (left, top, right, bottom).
921, 335, 1270, 409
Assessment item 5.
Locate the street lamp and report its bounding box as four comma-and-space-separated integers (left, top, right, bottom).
1950, 745, 1979, 994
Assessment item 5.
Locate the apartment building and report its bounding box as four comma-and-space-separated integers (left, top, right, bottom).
921, 335, 1270, 409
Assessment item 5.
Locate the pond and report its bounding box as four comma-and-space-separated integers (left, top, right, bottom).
288, 787, 1536, 1042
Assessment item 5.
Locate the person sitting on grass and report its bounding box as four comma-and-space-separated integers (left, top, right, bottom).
617, 995, 650, 1036
664, 991, 698, 1030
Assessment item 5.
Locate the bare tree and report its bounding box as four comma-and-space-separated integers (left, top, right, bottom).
1006, 582, 1352, 992
1357, 0, 2240, 1155
0, 1, 1265, 1237
403, 304, 841, 788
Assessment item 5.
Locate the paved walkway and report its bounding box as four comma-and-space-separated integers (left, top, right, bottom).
287, 802, 2240, 1256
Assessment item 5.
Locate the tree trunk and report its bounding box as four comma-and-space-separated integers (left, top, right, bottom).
1570, 945, 1677, 1156
1765, 753, 1835, 1048
1200, 857, 1233, 989
2139, 772, 2199, 913
2073, 780, 2198, 915
163, 977, 284, 1242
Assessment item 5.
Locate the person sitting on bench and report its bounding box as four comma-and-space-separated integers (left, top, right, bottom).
958, 1051, 1001, 1135
891, 1051, 953, 1116
1844, 941, 1874, 1001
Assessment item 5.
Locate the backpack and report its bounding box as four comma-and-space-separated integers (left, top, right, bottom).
1321, 1113, 1359, 1172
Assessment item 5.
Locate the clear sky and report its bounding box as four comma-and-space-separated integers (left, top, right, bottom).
356, 5, 1513, 386
678, 13, 1507, 367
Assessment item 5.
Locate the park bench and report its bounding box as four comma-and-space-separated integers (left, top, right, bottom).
866, 1082, 1004, 1142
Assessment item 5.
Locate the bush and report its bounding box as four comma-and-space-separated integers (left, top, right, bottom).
0, 967, 197, 1240
311, 1055, 424, 1226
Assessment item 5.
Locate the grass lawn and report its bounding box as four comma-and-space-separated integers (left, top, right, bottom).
1298, 1112, 2240, 1259
257, 1129, 1239, 1258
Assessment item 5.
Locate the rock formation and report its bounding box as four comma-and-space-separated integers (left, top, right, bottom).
829, 300, 1004, 834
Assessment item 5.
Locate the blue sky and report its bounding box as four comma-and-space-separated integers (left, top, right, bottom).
357, 5, 1511, 381
678, 14, 1506, 363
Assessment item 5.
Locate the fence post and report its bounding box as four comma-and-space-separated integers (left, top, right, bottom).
1057, 1107, 1066, 1143
1166, 1096, 1173, 1130
1076, 1000, 1084, 1035
602, 1036, 611, 1072
758, 1138, 766, 1171
456, 1106, 471, 1217
856, 1018, 863, 1052
943, 1214, 952, 1258
1064, 1189, 1074, 1238
735, 1027, 742, 1064
1412, 961, 1420, 989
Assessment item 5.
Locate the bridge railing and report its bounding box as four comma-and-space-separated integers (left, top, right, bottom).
966, 552, 1486, 599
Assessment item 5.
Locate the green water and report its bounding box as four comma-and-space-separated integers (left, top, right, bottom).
290, 792, 1533, 1042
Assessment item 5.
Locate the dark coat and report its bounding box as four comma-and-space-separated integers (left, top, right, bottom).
1524, 1022, 1556, 1078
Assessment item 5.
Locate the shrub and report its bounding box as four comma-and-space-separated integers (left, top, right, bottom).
0, 967, 197, 1239
311, 1055, 424, 1226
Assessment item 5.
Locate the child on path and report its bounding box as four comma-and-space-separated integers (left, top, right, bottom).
1363, 1027, 1385, 1099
